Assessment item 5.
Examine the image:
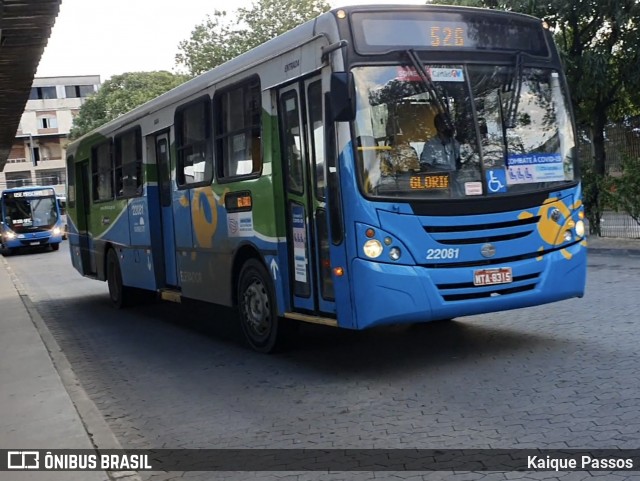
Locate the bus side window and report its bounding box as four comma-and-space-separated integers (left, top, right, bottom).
214, 76, 262, 180
175, 96, 213, 187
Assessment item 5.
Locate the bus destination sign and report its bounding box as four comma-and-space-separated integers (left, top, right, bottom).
4, 189, 54, 199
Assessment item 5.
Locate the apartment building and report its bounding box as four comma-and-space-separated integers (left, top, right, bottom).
0, 75, 101, 196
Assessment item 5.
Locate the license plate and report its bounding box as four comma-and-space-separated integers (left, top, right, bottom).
473, 267, 513, 286
30, 241, 40, 246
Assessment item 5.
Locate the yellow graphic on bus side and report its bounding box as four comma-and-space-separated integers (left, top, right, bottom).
192, 188, 218, 248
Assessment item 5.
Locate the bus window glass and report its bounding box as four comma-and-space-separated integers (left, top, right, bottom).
67, 156, 75, 208
280, 91, 304, 194
307, 80, 325, 199
353, 64, 576, 200
91, 141, 113, 201
115, 128, 143, 197
215, 79, 262, 179
176, 98, 213, 186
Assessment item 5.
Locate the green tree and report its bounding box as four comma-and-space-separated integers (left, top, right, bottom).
70, 71, 189, 139
175, 0, 331, 76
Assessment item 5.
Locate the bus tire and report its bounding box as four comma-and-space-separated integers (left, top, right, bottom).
106, 248, 129, 309
237, 259, 290, 353
51, 243, 60, 251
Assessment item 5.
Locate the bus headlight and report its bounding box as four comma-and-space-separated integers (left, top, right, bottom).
575, 220, 585, 238
52, 227, 61, 235
363, 239, 383, 258
5, 231, 16, 240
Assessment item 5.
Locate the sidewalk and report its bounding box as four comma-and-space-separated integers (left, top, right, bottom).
0, 235, 637, 480
0, 257, 110, 481
585, 234, 640, 256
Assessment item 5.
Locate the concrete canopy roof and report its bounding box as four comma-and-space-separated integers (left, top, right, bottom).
0, 0, 61, 171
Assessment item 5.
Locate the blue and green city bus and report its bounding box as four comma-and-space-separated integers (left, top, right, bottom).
66, 4, 587, 352
1, 186, 65, 255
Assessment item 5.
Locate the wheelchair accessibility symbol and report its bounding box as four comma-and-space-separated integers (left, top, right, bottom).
486, 169, 507, 193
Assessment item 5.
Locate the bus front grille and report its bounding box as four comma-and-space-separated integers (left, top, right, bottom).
424, 216, 540, 245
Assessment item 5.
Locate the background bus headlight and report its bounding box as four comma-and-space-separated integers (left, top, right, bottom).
5, 231, 16, 240
363, 239, 383, 258
53, 227, 61, 235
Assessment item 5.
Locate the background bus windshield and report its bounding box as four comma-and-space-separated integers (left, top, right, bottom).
2, 194, 59, 232
353, 64, 577, 200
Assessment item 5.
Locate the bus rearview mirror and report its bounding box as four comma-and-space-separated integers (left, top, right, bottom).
330, 72, 356, 122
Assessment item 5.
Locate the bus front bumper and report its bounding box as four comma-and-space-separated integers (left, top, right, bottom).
349, 242, 586, 329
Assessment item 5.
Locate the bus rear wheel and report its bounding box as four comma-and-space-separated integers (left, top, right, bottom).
237, 259, 290, 353
107, 249, 129, 309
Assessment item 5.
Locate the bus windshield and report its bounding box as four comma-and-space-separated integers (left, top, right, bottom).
2, 194, 59, 232
353, 63, 577, 200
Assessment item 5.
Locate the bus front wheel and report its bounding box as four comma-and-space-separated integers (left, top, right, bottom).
107, 249, 129, 309
50, 243, 60, 251
237, 259, 291, 353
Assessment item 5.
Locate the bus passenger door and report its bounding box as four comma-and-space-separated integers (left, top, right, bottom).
278, 77, 336, 316
77, 160, 95, 275
154, 132, 178, 286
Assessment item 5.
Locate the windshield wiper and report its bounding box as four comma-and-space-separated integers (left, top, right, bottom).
504, 51, 524, 129
405, 49, 455, 132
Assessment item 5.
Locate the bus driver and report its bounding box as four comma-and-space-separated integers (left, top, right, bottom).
420, 113, 460, 171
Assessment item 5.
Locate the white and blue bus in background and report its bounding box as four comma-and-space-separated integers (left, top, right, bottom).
0, 186, 65, 255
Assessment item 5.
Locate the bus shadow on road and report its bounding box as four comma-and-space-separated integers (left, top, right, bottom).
35, 292, 565, 381
282, 318, 560, 377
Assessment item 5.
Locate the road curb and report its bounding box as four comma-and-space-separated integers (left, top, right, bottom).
2, 258, 144, 481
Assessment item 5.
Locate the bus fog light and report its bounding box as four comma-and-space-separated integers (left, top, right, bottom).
389, 247, 402, 261
363, 239, 383, 258
575, 220, 585, 237
564, 230, 573, 242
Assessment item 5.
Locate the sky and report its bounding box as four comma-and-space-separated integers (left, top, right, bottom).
36, 0, 427, 82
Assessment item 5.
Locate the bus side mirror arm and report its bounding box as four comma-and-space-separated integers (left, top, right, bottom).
329, 72, 356, 122
321, 40, 348, 63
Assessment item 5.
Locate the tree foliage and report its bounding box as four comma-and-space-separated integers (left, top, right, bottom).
175, 0, 331, 76
430, 0, 640, 177
70, 71, 189, 139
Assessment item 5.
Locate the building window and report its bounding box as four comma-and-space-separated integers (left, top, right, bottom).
214, 77, 262, 180
91, 141, 113, 201
65, 85, 95, 98
39, 139, 62, 161
5, 172, 32, 188
114, 128, 142, 198
39, 116, 58, 129
36, 169, 66, 186
29, 87, 57, 100
175, 97, 213, 186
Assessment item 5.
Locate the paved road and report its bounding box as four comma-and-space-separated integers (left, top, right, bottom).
5, 245, 640, 481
